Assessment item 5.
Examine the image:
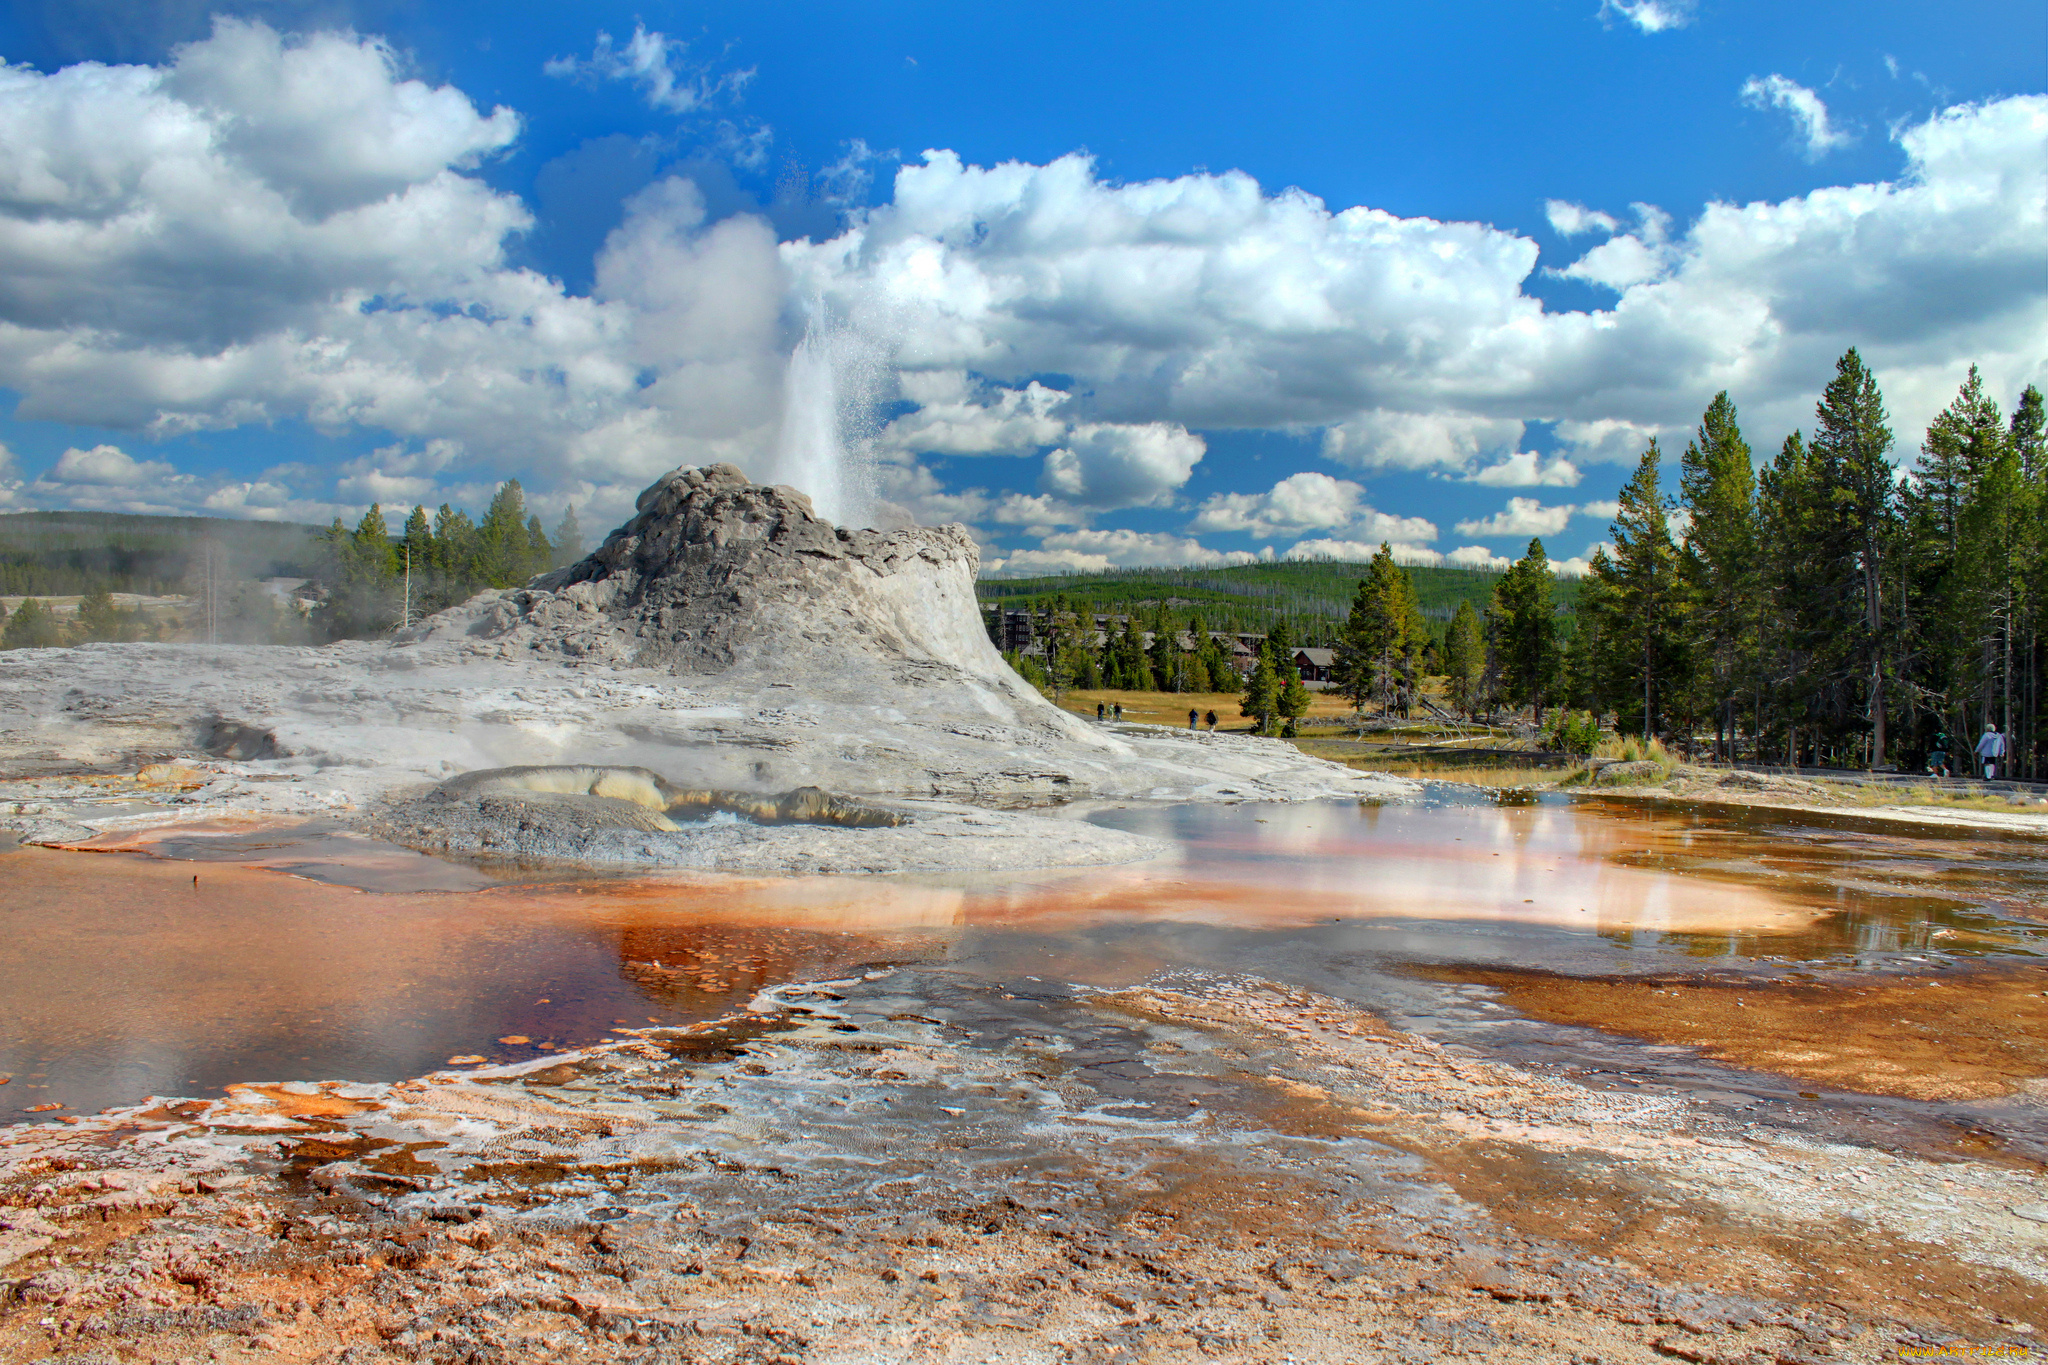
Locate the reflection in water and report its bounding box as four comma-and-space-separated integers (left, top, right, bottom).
0, 850, 945, 1119
2, 788, 2043, 1122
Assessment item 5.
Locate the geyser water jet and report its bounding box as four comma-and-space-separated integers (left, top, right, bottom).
767, 318, 879, 527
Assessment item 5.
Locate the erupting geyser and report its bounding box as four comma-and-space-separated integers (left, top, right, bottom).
765, 319, 877, 528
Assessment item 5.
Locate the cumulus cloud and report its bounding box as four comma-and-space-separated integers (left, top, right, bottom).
1455, 497, 1576, 538
1545, 201, 1621, 237
45, 445, 179, 486
0, 19, 800, 527
879, 376, 1069, 455
795, 98, 2046, 491
1284, 539, 1442, 566
1467, 451, 1582, 486
996, 528, 1264, 573
1599, 0, 1695, 33
1552, 203, 1677, 291
544, 24, 753, 115
988, 492, 1089, 526
1321, 411, 1525, 473
1446, 545, 1512, 570
1741, 75, 1855, 160
27, 444, 196, 514
1190, 472, 1437, 540
1040, 423, 1205, 508
786, 151, 1553, 439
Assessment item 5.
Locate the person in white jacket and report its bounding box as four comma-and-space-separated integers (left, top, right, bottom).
1975, 723, 2007, 780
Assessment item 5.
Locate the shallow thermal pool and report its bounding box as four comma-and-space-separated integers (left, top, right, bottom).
2, 787, 2044, 1129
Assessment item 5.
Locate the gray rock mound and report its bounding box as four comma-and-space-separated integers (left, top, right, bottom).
407, 464, 1018, 696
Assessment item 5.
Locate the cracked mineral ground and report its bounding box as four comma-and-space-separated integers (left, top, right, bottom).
3, 787, 2046, 1364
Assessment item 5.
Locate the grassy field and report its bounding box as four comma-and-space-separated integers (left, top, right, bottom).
1055, 688, 1357, 731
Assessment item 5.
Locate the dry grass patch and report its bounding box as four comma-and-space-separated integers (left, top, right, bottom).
1057, 688, 1357, 729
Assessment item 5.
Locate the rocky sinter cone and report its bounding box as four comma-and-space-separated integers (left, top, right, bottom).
0, 464, 1404, 870
415, 463, 1016, 689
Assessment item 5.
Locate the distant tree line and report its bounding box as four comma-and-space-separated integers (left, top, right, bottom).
320, 482, 582, 639
0, 484, 585, 648
993, 596, 1263, 697
0, 511, 321, 598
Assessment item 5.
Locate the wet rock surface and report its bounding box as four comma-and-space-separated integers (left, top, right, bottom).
2, 968, 2040, 1363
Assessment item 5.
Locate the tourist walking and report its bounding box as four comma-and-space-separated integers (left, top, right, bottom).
1975, 723, 2006, 780
1204, 709, 1218, 732
1188, 708, 1199, 730
1927, 731, 1950, 779
1096, 702, 1105, 723
1112, 702, 1123, 722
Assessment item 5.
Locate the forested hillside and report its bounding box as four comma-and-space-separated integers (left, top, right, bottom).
0, 511, 324, 596
976, 561, 1575, 643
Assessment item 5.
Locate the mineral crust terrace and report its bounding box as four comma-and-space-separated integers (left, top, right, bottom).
0, 464, 1406, 872
1, 970, 2038, 1363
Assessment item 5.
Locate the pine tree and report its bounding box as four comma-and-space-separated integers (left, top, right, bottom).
1808, 348, 1896, 765
1562, 551, 1618, 718
1117, 619, 1153, 691
1, 597, 61, 649
1904, 367, 2006, 754
76, 587, 130, 643
2014, 386, 2047, 778
1441, 599, 1485, 719
1240, 653, 1279, 735
1487, 538, 1562, 728
1759, 431, 1824, 763
1335, 543, 1415, 716
1678, 392, 1759, 759
478, 481, 532, 588
525, 514, 553, 575
552, 504, 584, 566
1590, 446, 1685, 738
402, 505, 433, 572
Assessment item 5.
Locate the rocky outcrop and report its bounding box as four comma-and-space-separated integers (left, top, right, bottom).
407, 465, 1016, 693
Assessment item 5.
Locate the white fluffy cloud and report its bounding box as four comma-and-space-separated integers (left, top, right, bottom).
1191, 472, 1437, 540
1467, 451, 1582, 486
1040, 423, 1205, 508
45, 445, 178, 486
1284, 539, 1442, 566
1554, 417, 1667, 465
993, 528, 1265, 574
1446, 545, 1512, 570
1545, 201, 1621, 237
1599, 0, 1695, 33
544, 24, 753, 116
1740, 75, 1854, 160
794, 97, 2045, 491
879, 376, 1068, 455
1320, 410, 1527, 474
0, 19, 793, 529
1455, 497, 1576, 538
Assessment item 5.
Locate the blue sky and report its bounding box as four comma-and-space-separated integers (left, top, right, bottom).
0, 0, 2040, 573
